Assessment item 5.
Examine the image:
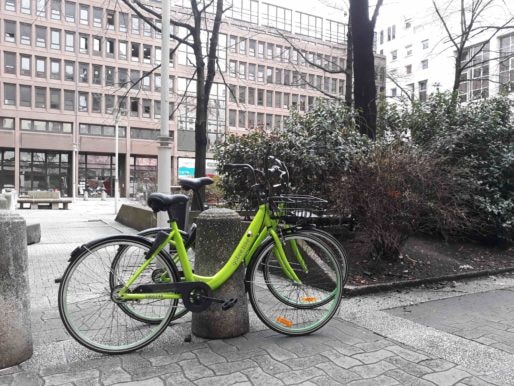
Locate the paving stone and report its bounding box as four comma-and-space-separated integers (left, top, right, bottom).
251, 355, 290, 375
160, 373, 195, 385
0, 367, 19, 377
322, 352, 362, 369
42, 369, 100, 385
355, 340, 393, 352
178, 359, 215, 380
40, 357, 122, 376
207, 359, 257, 376
101, 367, 132, 385
456, 376, 498, 386
419, 358, 456, 372
309, 375, 342, 386
115, 377, 165, 386
10, 372, 44, 386
195, 372, 248, 386
262, 343, 297, 361
280, 354, 328, 370
240, 367, 283, 385
351, 361, 397, 379
352, 349, 395, 364
275, 367, 325, 385
423, 368, 474, 386
385, 345, 430, 363
385, 356, 434, 377
148, 352, 196, 367
316, 362, 360, 384
192, 348, 227, 366
0, 375, 13, 385
346, 374, 400, 386
385, 369, 436, 386
129, 364, 182, 382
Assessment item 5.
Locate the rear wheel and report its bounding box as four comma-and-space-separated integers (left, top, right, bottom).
247, 234, 344, 335
58, 236, 179, 354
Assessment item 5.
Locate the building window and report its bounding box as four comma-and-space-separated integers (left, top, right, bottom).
36, 26, 46, 47
405, 45, 412, 57
64, 61, 74, 81
105, 67, 115, 86
130, 98, 139, 117
36, 0, 45, 16
78, 92, 88, 112
325, 20, 346, 44
20, 85, 32, 107
248, 87, 255, 104
239, 38, 246, 55
105, 95, 115, 114
50, 89, 61, 109
421, 59, 428, 70
295, 12, 323, 39
63, 90, 74, 110
459, 42, 489, 102
131, 42, 140, 62
239, 62, 246, 79
4, 20, 16, 43
391, 87, 397, 97
119, 12, 128, 32
131, 15, 140, 34
93, 7, 102, 27
387, 25, 396, 41
258, 65, 265, 82
35, 87, 46, 108
35, 57, 46, 78
0, 118, 15, 130
20, 23, 31, 45
79, 62, 89, 83
65, 31, 75, 52
20, 54, 31, 76
93, 36, 102, 55
106, 38, 115, 57
65, 1, 75, 22
391, 50, 397, 61
79, 5, 89, 25
51, 0, 61, 19
499, 33, 514, 93
51, 29, 60, 50
143, 21, 152, 37
422, 39, 429, 50
5, 0, 15, 11
4, 52, 16, 74
418, 80, 427, 102
4, 84, 16, 106
119, 41, 127, 60
143, 45, 151, 63
405, 64, 412, 74
262, 3, 292, 32
50, 59, 61, 80
249, 39, 256, 56
106, 10, 115, 30
92, 65, 102, 85
229, 0, 258, 24
91, 93, 101, 113
118, 68, 128, 87
238, 111, 246, 128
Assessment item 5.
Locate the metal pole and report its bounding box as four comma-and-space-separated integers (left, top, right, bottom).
72, 144, 77, 203
114, 112, 120, 214
158, 0, 172, 227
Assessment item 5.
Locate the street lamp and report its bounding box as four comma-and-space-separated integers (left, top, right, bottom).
114, 109, 120, 214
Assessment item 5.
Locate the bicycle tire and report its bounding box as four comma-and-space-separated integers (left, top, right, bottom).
246, 233, 344, 336
292, 228, 349, 286
58, 236, 180, 354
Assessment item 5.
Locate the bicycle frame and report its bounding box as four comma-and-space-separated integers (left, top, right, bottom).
119, 204, 305, 301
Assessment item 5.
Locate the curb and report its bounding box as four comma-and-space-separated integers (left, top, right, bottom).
343, 266, 514, 296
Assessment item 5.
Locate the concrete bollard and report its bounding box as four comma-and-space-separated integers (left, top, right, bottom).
0, 212, 33, 369
101, 190, 107, 201
192, 208, 249, 339
83, 191, 88, 201
0, 196, 7, 210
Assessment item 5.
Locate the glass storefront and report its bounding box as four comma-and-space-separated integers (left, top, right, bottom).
19, 150, 71, 195
79, 153, 117, 196
130, 156, 157, 199
0, 149, 15, 191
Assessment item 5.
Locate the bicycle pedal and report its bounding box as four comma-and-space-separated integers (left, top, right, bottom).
221, 298, 237, 311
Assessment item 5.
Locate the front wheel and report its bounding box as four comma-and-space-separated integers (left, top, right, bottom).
246, 234, 344, 336
58, 236, 180, 354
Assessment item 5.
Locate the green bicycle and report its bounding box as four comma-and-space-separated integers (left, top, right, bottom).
58, 163, 345, 354
116, 159, 349, 324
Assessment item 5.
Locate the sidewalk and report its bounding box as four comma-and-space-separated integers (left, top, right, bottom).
1, 199, 513, 385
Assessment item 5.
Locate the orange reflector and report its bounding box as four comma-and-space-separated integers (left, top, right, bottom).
276, 316, 293, 327
302, 297, 317, 303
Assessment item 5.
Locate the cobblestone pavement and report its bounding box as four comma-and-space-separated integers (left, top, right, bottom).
1, 200, 513, 385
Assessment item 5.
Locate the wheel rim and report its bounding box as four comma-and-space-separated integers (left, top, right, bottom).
248, 235, 343, 335
60, 240, 176, 353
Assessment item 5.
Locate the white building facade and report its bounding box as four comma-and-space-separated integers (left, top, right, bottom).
376, 0, 514, 102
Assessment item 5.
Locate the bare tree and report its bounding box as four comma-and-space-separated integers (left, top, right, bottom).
433, 0, 514, 95
350, 0, 384, 140
120, 0, 226, 208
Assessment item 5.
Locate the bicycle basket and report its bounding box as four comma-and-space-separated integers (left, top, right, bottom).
269, 195, 328, 222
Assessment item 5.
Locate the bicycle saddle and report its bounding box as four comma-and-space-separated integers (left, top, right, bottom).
179, 177, 214, 191
147, 193, 189, 213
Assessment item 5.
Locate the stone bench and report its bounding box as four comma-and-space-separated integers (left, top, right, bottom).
18, 191, 72, 210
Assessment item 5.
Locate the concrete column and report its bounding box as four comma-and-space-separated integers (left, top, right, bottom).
192, 208, 249, 339
0, 212, 33, 369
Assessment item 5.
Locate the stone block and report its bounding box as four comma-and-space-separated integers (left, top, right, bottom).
26, 223, 41, 245
115, 203, 156, 231
0, 212, 33, 369
192, 208, 249, 339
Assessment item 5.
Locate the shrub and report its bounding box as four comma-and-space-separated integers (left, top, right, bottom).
327, 141, 480, 260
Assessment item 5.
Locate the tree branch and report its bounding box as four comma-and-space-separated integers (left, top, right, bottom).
371, 0, 384, 28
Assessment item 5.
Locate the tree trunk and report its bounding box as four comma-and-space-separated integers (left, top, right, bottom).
350, 0, 377, 140
345, 15, 353, 107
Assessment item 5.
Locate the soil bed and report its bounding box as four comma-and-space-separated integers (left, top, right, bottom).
342, 234, 514, 287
